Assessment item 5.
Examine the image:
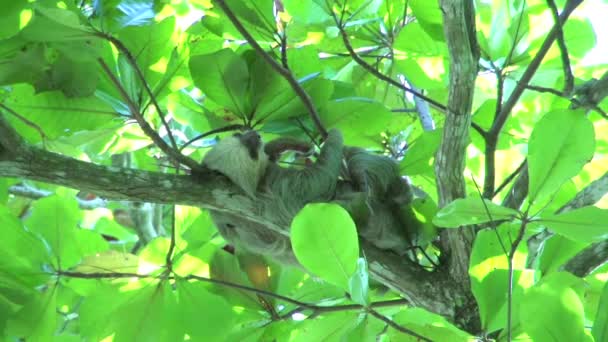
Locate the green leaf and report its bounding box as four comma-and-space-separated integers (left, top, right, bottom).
175, 280, 236, 341
538, 235, 586, 275
0, 40, 47, 87
401, 130, 442, 175
528, 109, 595, 203
292, 311, 361, 342
115, 0, 155, 28
520, 272, 590, 342
394, 23, 446, 56
285, 0, 332, 24
5, 84, 116, 142
291, 203, 359, 290
25, 195, 84, 268
469, 225, 535, 333
82, 282, 182, 341
390, 308, 473, 341
592, 281, 608, 342
564, 18, 596, 59
0, 0, 29, 40
433, 198, 519, 228
21, 7, 94, 42
348, 258, 369, 307
539, 206, 608, 243
118, 16, 175, 72
321, 98, 392, 145
408, 0, 444, 40
189, 49, 250, 116
5, 287, 57, 340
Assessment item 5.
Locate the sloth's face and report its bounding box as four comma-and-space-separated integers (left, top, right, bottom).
203, 130, 269, 197
233, 131, 264, 161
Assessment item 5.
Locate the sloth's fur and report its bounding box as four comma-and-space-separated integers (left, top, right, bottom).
203, 129, 417, 263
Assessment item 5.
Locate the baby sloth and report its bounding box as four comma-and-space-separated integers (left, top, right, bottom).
202, 129, 417, 264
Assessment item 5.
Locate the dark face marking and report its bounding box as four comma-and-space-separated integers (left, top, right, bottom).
236, 131, 262, 160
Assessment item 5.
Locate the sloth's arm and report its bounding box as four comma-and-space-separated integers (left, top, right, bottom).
264, 137, 313, 162
265, 129, 343, 203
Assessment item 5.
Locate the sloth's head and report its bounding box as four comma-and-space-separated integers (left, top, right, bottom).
203, 130, 269, 197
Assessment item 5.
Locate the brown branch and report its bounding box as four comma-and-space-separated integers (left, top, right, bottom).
562, 241, 608, 277
97, 33, 178, 150
525, 83, 608, 119
489, 0, 583, 210
489, 0, 581, 138
212, 0, 328, 137
546, 0, 574, 95
330, 11, 448, 113
368, 308, 432, 341
435, 0, 480, 332
97, 58, 203, 172
0, 104, 48, 141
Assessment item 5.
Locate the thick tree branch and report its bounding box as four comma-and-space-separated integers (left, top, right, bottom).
436, 0, 480, 332
0, 114, 456, 319
562, 241, 608, 277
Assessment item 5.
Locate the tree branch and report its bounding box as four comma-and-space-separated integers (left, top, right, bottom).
0, 114, 456, 320
487, 0, 583, 208
97, 59, 203, 172
435, 0, 480, 332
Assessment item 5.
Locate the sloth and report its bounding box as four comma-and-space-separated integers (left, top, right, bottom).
202, 129, 419, 264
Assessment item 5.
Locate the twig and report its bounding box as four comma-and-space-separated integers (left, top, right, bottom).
506, 218, 529, 342
546, 0, 574, 95
368, 308, 432, 341
97, 33, 178, 150
330, 9, 448, 113
179, 124, 245, 152
97, 58, 203, 172
487, 0, 583, 206
0, 103, 47, 141
489, 0, 582, 137
213, 0, 328, 137
493, 160, 526, 198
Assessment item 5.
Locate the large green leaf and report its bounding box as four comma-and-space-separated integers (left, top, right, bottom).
469, 225, 534, 333
348, 258, 369, 307
291, 203, 358, 291
0, 0, 28, 39
401, 130, 442, 175
593, 281, 608, 342
527, 109, 595, 203
320, 98, 392, 146
520, 272, 591, 342
5, 286, 57, 340
390, 308, 473, 341
539, 206, 608, 243
5, 85, 117, 142
25, 195, 107, 269
20, 7, 95, 42
292, 311, 361, 342
189, 49, 250, 116
537, 235, 586, 275
175, 280, 236, 341
433, 197, 519, 228
82, 283, 182, 341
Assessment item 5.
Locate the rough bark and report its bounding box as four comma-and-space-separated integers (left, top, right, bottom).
436, 0, 480, 332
